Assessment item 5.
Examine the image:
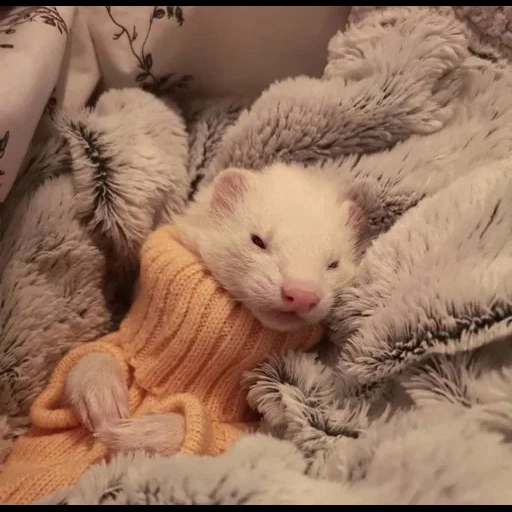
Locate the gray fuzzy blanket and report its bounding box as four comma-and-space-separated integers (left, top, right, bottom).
2, 6, 512, 505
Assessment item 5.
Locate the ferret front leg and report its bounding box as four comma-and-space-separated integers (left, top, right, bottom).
96, 413, 186, 456
64, 353, 130, 432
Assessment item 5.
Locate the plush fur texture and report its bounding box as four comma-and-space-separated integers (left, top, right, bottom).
350, 6, 512, 67
37, 435, 352, 505
60, 88, 189, 272
205, 11, 467, 181
2, 5, 512, 505
39, 408, 512, 505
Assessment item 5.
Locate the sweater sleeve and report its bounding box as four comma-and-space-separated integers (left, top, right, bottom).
30, 333, 130, 430
210, 421, 258, 455
134, 395, 257, 456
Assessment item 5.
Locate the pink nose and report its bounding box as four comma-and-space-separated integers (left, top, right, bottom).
280, 280, 321, 314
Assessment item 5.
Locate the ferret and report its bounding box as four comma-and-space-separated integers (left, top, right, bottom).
64, 161, 366, 454
175, 162, 365, 332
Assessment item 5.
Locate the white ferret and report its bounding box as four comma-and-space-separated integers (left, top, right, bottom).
64, 161, 366, 453
175, 162, 365, 332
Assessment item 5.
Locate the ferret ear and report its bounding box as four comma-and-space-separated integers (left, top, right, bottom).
343, 199, 370, 257
210, 167, 253, 217
346, 200, 366, 232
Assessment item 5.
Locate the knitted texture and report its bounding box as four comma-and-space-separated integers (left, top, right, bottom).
0, 226, 323, 504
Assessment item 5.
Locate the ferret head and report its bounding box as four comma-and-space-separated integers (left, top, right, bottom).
177, 162, 366, 332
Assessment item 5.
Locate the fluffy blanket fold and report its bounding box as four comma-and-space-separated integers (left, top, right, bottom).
2, 6, 512, 505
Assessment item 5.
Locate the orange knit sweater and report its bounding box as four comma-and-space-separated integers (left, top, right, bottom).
0, 226, 323, 505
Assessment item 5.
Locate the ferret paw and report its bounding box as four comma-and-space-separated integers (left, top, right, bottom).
96, 413, 185, 457
65, 353, 130, 432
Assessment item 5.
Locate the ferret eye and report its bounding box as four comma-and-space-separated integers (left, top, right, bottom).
251, 234, 267, 250
328, 260, 339, 270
